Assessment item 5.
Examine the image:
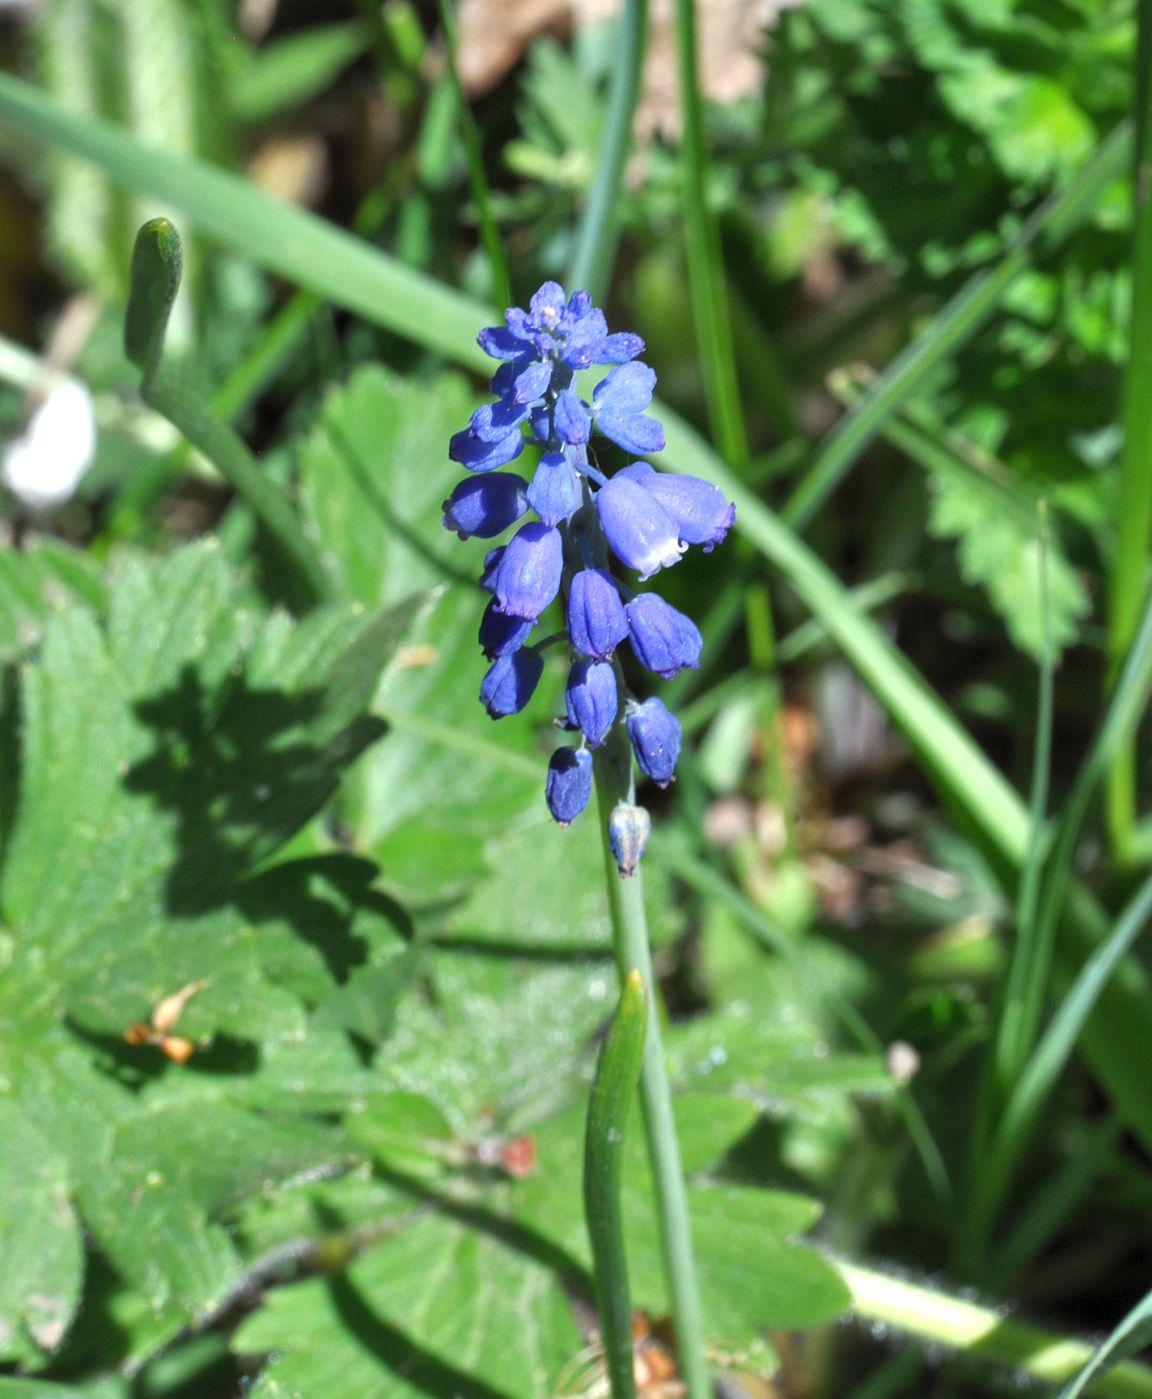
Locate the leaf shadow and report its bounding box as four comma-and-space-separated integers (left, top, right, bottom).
123, 663, 385, 918
328, 1271, 515, 1399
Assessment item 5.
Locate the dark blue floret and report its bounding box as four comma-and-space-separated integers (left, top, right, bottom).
489, 522, 563, 620
626, 697, 682, 787
480, 548, 507, 594
481, 649, 543, 718
479, 601, 534, 658
450, 426, 524, 474
567, 569, 628, 660
566, 660, 618, 748
554, 390, 592, 446
545, 747, 594, 825
526, 452, 580, 527
442, 472, 528, 540
625, 593, 702, 679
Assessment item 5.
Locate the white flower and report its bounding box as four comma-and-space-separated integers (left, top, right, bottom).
2, 379, 96, 512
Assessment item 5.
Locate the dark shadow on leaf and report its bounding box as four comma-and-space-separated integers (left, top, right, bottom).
328, 1271, 515, 1399
372, 1162, 592, 1300
65, 1016, 260, 1084
124, 664, 385, 916
239, 853, 415, 988
428, 934, 613, 964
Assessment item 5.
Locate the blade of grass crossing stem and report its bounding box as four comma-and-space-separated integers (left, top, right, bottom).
782, 122, 1133, 530
566, 0, 648, 301
436, 0, 510, 308
828, 368, 1040, 531
836, 1262, 1152, 1399
1057, 1285, 1152, 1399
7, 73, 1152, 1151
584, 970, 647, 1399
674, 0, 748, 471
1108, 0, 1152, 860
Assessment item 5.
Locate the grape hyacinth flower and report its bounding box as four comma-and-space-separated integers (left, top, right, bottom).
443, 282, 734, 873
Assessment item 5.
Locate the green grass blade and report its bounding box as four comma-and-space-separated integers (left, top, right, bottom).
566, 0, 648, 301
1107, 0, 1152, 857
1057, 1284, 1152, 1399
987, 504, 1055, 1102
584, 969, 647, 1399
965, 581, 1152, 1245
674, 0, 748, 470
436, 0, 510, 308
838, 1262, 1152, 1399
0, 71, 492, 371
993, 871, 1152, 1227
782, 122, 1133, 530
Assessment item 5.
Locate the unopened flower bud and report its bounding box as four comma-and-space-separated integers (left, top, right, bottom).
626, 697, 682, 787
567, 568, 628, 660
565, 660, 618, 748
489, 523, 563, 620
625, 593, 702, 679
545, 747, 593, 825
480, 649, 543, 718
608, 802, 651, 877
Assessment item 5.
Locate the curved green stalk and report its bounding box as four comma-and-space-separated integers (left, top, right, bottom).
567, 0, 648, 301
584, 969, 647, 1399
593, 732, 709, 1399
125, 219, 333, 610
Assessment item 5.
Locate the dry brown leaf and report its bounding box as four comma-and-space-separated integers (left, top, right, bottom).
456, 0, 803, 137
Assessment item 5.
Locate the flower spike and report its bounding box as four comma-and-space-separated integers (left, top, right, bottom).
443, 281, 733, 835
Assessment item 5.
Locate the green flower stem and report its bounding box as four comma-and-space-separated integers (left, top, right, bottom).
593, 733, 709, 1399
143, 372, 334, 610
837, 1260, 1152, 1399
584, 968, 647, 1399
567, 0, 649, 302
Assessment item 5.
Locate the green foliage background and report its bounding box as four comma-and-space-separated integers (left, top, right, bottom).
0, 1, 1150, 1397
